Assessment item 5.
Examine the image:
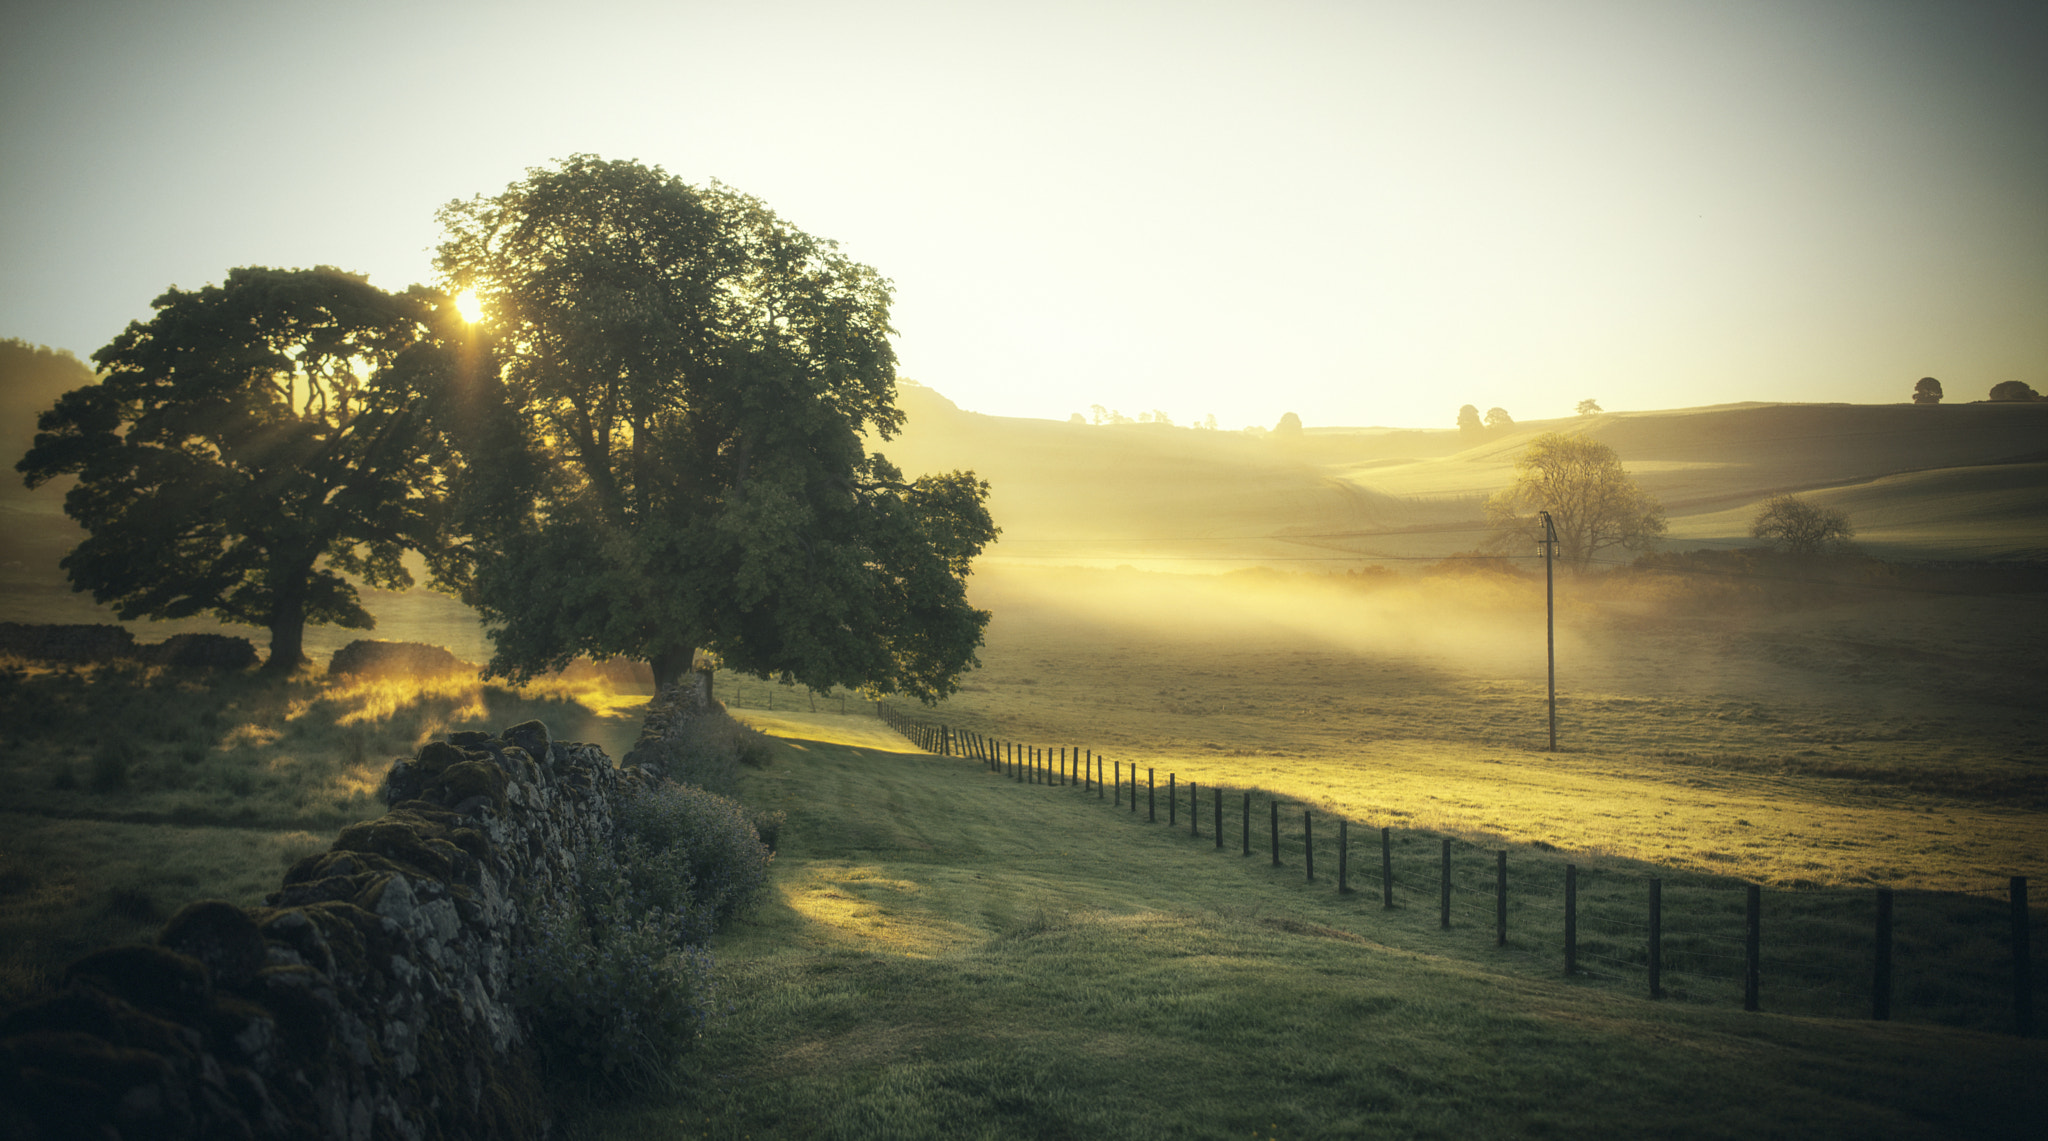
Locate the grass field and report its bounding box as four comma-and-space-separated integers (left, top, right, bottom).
566, 707, 2044, 1140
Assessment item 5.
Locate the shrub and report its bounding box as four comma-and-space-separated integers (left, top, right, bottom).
511, 881, 714, 1096
638, 711, 777, 795
1750, 494, 1854, 555
619, 780, 775, 925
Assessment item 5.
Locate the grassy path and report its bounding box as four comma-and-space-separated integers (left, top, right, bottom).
576, 711, 2044, 1141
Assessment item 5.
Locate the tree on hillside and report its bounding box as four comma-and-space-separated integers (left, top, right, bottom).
1988, 380, 2042, 402
1485, 407, 1514, 430
1749, 494, 1854, 556
1273, 411, 1303, 436
1576, 398, 1601, 417
1456, 404, 1483, 440
436, 155, 998, 697
16, 267, 502, 672
1912, 377, 1942, 404
1485, 432, 1666, 571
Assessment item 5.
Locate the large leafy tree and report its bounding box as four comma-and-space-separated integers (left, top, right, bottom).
17, 267, 498, 672
436, 156, 997, 698
1485, 432, 1666, 570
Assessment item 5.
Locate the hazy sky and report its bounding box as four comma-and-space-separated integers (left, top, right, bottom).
4, 0, 2044, 430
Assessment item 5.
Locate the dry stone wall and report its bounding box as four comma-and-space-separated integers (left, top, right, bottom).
0, 710, 679, 1140
0, 622, 257, 669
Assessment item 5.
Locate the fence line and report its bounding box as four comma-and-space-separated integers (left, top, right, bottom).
870, 703, 2041, 1038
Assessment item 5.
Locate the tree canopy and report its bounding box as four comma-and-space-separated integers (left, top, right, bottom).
436, 156, 997, 697
1456, 404, 1483, 437
1988, 380, 2041, 402
1485, 432, 1665, 570
1749, 494, 1854, 556
1912, 377, 1942, 404
1575, 398, 1601, 417
16, 267, 496, 672
1484, 407, 1514, 429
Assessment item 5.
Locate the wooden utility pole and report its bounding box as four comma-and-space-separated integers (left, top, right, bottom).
1541, 510, 1557, 752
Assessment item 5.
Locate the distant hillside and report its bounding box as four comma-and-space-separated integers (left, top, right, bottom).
0, 339, 92, 501
877, 384, 1429, 567
884, 388, 2048, 564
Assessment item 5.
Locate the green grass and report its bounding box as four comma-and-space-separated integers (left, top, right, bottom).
572, 714, 2044, 1140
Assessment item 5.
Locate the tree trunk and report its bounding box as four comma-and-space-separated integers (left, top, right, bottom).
648, 645, 696, 693
264, 582, 309, 675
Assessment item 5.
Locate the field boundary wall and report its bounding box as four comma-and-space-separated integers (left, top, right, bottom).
0, 679, 712, 1140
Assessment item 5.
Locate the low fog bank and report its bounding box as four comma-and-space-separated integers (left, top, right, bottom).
969, 562, 1581, 681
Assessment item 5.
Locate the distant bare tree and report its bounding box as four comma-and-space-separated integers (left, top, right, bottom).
1090, 404, 1109, 425
1750, 494, 1854, 555
1576, 398, 1601, 416
1152, 410, 1175, 427
1911, 377, 1942, 405
1485, 433, 1666, 570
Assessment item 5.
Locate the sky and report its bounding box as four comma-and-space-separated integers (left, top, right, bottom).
3, 0, 2044, 431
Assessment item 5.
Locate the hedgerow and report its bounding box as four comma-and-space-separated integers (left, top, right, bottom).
511, 776, 775, 1098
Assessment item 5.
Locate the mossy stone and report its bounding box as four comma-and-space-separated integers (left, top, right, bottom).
158, 900, 266, 991
424, 759, 508, 811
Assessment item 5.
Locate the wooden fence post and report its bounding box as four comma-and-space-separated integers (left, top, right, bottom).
2014, 876, 2033, 1037
1648, 877, 1662, 999
1148, 769, 1155, 822
1190, 781, 1199, 837
1564, 864, 1578, 977
1270, 800, 1280, 867
1872, 887, 1892, 1021
1214, 787, 1223, 849
1114, 761, 1121, 806
1304, 812, 1314, 883
1745, 884, 1762, 1012
1169, 774, 1177, 826
1439, 838, 1451, 930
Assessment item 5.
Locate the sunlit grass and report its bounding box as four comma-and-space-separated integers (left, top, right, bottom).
872, 565, 2044, 896
574, 719, 2046, 1140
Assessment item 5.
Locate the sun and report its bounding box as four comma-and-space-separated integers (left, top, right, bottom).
453, 289, 484, 323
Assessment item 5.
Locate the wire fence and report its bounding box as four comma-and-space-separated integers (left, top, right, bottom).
874, 705, 2040, 1038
